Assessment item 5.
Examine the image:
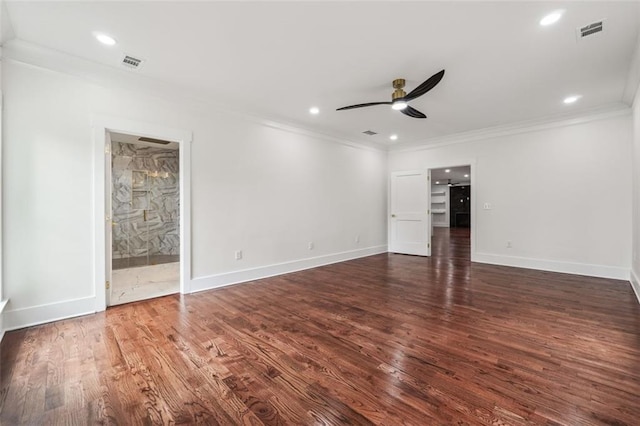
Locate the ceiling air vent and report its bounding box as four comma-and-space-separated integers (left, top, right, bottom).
362, 130, 377, 136
121, 55, 144, 69
578, 21, 603, 39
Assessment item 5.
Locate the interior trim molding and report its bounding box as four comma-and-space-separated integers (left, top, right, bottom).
2, 39, 384, 153
3, 40, 633, 156
190, 245, 388, 294
91, 115, 193, 310
631, 268, 640, 305
0, 255, 632, 331
258, 117, 384, 153
390, 104, 630, 153
0, 299, 8, 343
2, 296, 96, 332
474, 252, 630, 281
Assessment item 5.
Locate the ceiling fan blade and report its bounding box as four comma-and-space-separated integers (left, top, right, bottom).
404, 69, 445, 101
336, 101, 392, 111
401, 105, 427, 118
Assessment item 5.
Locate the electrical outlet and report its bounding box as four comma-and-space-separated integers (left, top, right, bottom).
506, 241, 512, 248
235, 250, 242, 260
483, 203, 492, 210
308, 242, 314, 250
355, 235, 360, 243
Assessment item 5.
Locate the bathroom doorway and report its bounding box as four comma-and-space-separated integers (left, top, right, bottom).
108, 132, 180, 305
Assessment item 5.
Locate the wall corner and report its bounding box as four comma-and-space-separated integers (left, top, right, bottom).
631, 269, 640, 305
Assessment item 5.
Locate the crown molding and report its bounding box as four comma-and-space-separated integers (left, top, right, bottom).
1, 0, 16, 45
2, 39, 386, 153
389, 104, 631, 153
4, 39, 631, 156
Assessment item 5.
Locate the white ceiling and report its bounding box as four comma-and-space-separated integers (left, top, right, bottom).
431, 166, 471, 186
3, 1, 639, 147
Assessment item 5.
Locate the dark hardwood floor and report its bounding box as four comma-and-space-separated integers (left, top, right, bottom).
1, 228, 639, 425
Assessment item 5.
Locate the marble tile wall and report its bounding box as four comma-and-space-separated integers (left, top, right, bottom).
112, 142, 180, 260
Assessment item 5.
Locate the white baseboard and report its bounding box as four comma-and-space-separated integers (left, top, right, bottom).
1, 250, 632, 332
190, 245, 388, 294
0, 299, 8, 343
474, 252, 630, 281
3, 296, 96, 332
630, 269, 640, 304
1, 246, 388, 331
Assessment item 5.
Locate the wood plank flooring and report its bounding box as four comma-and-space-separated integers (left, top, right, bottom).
1, 228, 639, 425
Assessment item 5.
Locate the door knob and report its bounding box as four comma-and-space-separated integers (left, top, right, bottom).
391, 214, 396, 218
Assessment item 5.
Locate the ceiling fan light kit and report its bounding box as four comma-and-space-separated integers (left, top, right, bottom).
391, 79, 408, 110
337, 69, 445, 119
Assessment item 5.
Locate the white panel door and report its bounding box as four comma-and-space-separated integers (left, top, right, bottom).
389, 170, 431, 256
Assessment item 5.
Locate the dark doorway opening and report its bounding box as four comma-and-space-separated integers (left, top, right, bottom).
450, 185, 471, 228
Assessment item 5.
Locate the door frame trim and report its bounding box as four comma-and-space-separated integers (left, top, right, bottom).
92, 115, 192, 311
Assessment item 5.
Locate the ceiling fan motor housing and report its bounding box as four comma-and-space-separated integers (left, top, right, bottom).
392, 78, 406, 100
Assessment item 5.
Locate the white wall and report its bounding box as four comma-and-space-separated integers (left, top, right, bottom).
1, 59, 388, 329
390, 114, 633, 279
631, 91, 640, 300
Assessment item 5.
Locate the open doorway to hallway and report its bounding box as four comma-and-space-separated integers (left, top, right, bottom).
430, 165, 471, 260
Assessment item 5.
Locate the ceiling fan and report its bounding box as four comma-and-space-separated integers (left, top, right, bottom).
446, 179, 468, 187
336, 69, 445, 119
435, 179, 465, 187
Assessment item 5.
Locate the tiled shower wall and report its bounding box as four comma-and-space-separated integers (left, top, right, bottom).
112, 142, 180, 260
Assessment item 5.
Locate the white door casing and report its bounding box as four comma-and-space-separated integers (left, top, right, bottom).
92, 115, 192, 312
389, 170, 431, 256
105, 132, 113, 306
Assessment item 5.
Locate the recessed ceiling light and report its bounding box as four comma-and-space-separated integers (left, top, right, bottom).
540, 10, 564, 26
563, 95, 581, 104
436, 181, 440, 184
445, 169, 451, 173
389, 134, 398, 141
391, 101, 408, 111
93, 32, 117, 46
309, 106, 320, 115
464, 174, 469, 178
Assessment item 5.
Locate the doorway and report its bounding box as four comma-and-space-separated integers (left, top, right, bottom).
108, 132, 181, 305
92, 116, 191, 312
449, 185, 471, 228
429, 165, 472, 259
